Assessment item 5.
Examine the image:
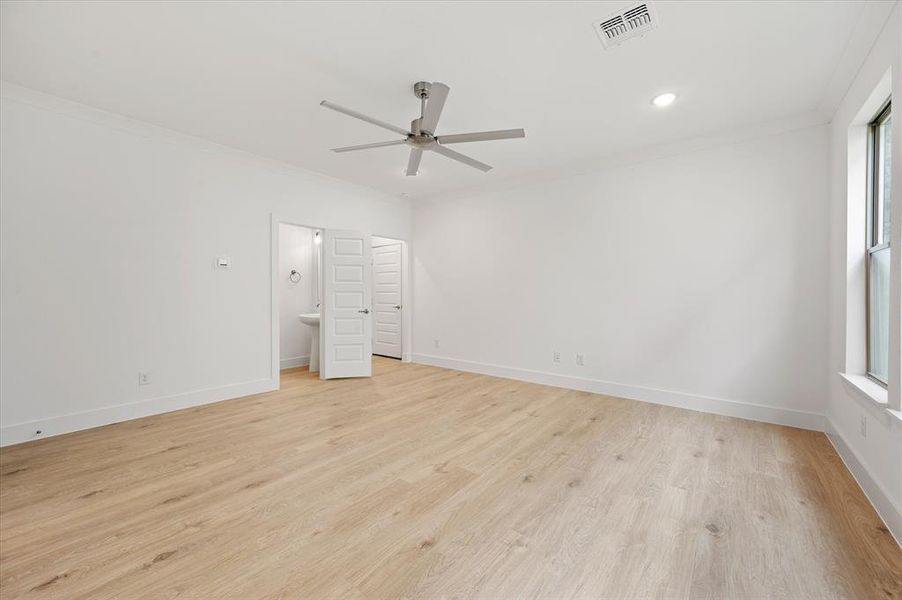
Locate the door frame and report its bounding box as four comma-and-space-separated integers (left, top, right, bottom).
270, 215, 413, 389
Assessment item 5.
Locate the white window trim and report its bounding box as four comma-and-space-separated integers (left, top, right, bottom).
842, 69, 901, 415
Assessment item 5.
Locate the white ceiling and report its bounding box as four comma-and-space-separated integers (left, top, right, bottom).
0, 1, 888, 200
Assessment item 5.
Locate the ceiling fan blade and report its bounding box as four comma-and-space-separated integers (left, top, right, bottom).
331, 139, 407, 153
420, 82, 449, 134
432, 144, 492, 172
437, 128, 525, 145
406, 148, 423, 176
320, 100, 410, 136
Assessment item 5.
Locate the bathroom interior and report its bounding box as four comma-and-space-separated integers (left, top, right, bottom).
278, 223, 321, 372
278, 223, 405, 375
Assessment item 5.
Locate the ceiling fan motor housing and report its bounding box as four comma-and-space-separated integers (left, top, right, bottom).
407, 133, 435, 149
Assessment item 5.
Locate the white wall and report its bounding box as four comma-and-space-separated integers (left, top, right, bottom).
0, 82, 411, 445
278, 223, 316, 369
826, 4, 902, 541
412, 124, 830, 429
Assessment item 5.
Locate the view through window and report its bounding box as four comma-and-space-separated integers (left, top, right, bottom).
867, 100, 892, 385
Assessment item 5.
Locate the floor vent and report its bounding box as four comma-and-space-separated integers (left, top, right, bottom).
593, 2, 659, 49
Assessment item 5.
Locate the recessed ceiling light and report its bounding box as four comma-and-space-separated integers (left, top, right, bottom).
652, 92, 677, 107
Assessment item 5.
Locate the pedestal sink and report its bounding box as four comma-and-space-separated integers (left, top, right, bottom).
298, 313, 320, 372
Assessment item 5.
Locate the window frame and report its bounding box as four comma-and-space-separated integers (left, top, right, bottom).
865, 99, 891, 387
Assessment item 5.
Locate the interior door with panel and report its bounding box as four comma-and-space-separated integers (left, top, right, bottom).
321, 229, 372, 379
372, 242, 403, 359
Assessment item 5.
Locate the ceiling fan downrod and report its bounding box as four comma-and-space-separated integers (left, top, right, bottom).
412, 81, 432, 135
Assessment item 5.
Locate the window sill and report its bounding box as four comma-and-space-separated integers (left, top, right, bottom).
839, 372, 888, 408
838, 372, 902, 428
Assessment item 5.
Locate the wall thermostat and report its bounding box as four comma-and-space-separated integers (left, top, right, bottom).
216, 256, 231, 268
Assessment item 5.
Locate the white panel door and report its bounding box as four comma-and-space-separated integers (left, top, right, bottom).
321, 229, 372, 379
372, 242, 402, 359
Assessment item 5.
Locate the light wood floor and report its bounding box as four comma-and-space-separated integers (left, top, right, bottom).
1, 358, 900, 599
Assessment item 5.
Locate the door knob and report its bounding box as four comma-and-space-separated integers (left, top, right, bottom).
358, 308, 370, 314
393, 304, 402, 310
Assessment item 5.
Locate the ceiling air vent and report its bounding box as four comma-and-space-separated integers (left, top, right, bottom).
593, 2, 659, 49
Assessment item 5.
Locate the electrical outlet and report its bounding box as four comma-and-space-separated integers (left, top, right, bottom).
553, 351, 561, 363
859, 414, 867, 438
576, 354, 584, 366
138, 371, 151, 386
433, 339, 440, 349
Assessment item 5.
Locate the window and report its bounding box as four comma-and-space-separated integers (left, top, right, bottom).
867, 100, 891, 385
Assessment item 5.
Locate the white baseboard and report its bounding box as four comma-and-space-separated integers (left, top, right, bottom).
412, 354, 825, 431
280, 355, 310, 370
825, 419, 902, 547
0, 378, 278, 447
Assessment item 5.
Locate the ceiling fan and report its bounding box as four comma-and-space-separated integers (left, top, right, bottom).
320, 81, 525, 176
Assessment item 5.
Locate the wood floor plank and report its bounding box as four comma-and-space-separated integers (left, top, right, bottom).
1, 358, 900, 599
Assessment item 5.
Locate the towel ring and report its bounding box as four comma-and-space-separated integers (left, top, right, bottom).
289, 270, 301, 283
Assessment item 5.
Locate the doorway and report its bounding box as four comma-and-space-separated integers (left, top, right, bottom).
277, 223, 320, 371
271, 216, 411, 384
